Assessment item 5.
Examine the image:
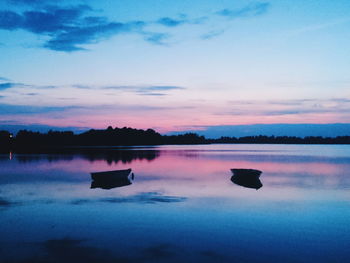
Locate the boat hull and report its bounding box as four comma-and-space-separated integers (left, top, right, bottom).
91, 168, 132, 181
230, 168, 262, 178
90, 168, 134, 189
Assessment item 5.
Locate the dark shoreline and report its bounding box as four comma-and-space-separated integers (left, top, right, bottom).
1, 126, 350, 153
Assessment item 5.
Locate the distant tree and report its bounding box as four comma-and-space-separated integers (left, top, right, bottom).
0, 130, 12, 150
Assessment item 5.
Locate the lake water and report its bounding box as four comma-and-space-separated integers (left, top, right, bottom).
0, 144, 350, 263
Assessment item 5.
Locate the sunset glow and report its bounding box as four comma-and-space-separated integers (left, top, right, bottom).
1, 0, 350, 135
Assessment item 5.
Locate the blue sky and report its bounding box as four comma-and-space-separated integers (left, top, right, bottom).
0, 0, 350, 135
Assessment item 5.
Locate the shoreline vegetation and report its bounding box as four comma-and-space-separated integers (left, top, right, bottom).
1, 126, 350, 152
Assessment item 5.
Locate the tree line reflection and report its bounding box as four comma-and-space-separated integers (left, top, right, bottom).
10, 149, 160, 164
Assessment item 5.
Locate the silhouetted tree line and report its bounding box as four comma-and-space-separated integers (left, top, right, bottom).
0, 126, 206, 152
1, 127, 349, 152
162, 133, 207, 144
209, 135, 350, 144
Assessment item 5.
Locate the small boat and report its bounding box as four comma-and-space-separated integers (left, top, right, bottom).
230, 168, 262, 178
91, 168, 133, 181
230, 168, 263, 190
90, 168, 134, 190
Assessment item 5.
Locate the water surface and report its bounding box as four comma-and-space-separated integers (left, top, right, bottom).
1, 144, 349, 262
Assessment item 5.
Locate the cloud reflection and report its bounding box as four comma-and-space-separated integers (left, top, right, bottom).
2, 237, 231, 263
71, 192, 187, 205
0, 197, 20, 210
2, 238, 127, 263
0, 197, 13, 207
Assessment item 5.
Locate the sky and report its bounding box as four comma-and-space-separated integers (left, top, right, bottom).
0, 0, 350, 136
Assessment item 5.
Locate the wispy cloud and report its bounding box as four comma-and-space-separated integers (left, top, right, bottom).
102, 85, 184, 90
46, 21, 145, 52
288, 18, 350, 37
0, 5, 150, 51
143, 32, 170, 45
220, 98, 350, 116
0, 2, 272, 51
0, 82, 16, 90
139, 93, 167, 96
6, 0, 57, 6
99, 85, 185, 96
0, 3, 179, 50
201, 29, 226, 40
156, 14, 208, 28
0, 82, 29, 90
0, 103, 77, 115
1, 80, 185, 96
157, 17, 187, 27
217, 2, 270, 19
139, 85, 185, 91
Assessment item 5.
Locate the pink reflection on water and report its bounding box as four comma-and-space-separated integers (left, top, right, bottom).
2, 146, 350, 203
7, 150, 350, 183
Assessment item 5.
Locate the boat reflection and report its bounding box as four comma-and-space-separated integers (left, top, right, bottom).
231, 175, 263, 190
90, 169, 134, 190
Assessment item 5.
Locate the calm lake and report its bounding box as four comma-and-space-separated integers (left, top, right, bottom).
1, 144, 350, 263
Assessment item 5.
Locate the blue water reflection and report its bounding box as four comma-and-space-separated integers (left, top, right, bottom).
0, 144, 350, 262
